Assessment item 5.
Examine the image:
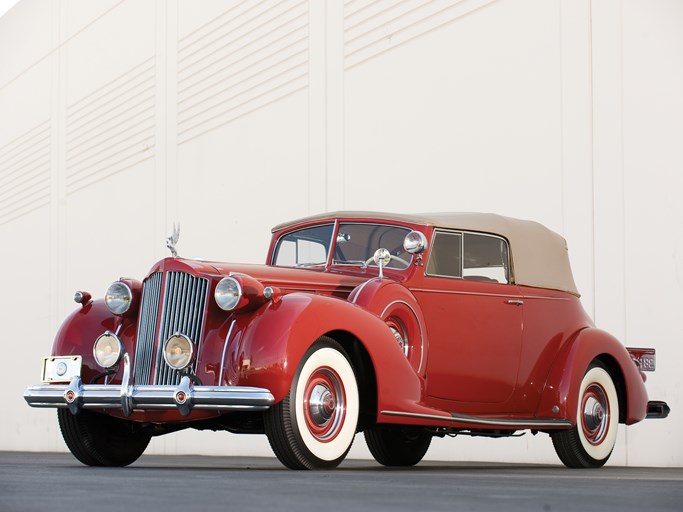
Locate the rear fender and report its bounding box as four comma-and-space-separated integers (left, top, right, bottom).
224, 292, 424, 407
537, 328, 648, 425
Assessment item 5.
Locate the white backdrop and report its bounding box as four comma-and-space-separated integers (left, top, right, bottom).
1, 0, 681, 466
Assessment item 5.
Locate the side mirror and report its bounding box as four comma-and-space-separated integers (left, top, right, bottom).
373, 248, 391, 278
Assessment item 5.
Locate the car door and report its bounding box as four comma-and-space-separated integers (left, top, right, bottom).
412, 230, 523, 405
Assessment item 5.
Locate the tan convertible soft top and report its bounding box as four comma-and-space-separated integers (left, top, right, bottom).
273, 211, 579, 296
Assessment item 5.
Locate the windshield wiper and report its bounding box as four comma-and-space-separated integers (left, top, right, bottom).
332, 259, 368, 268
295, 262, 327, 268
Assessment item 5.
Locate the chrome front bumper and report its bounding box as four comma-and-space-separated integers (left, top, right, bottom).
24, 354, 274, 417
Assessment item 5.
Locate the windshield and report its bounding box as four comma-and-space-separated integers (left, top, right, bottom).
273, 223, 412, 269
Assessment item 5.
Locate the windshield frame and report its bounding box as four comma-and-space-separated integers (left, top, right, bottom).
271, 220, 414, 271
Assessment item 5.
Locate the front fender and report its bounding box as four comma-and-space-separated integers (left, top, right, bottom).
224, 292, 425, 408
50, 300, 121, 383
537, 327, 648, 425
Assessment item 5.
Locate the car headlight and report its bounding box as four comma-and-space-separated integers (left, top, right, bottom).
93, 332, 124, 368
215, 273, 272, 313
163, 333, 195, 370
105, 281, 133, 315
215, 276, 242, 311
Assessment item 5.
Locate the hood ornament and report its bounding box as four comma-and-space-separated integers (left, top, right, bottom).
166, 223, 180, 258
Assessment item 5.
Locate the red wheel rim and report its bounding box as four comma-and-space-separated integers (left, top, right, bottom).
581, 383, 610, 445
302, 366, 346, 442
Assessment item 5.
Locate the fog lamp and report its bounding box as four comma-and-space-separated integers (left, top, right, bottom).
163, 333, 195, 370
93, 332, 124, 368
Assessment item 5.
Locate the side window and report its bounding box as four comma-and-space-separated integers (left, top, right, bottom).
463, 233, 509, 284
426, 230, 510, 283
426, 232, 462, 277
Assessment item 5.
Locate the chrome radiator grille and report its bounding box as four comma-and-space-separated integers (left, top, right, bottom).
133, 272, 162, 385
133, 271, 209, 386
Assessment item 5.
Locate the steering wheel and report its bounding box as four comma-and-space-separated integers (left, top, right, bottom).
364, 253, 410, 268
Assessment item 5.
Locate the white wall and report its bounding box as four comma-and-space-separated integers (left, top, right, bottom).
1, 0, 681, 466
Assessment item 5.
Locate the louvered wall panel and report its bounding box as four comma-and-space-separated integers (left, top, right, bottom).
65, 57, 156, 194
177, 0, 309, 144
0, 120, 51, 225
344, 0, 498, 69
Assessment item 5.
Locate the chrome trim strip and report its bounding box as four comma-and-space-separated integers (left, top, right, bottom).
326, 219, 339, 270
24, 379, 275, 416
410, 288, 570, 302
218, 319, 236, 385
518, 294, 571, 301
380, 410, 572, 429
120, 352, 133, 416
266, 278, 360, 289
350, 277, 379, 304
410, 288, 520, 299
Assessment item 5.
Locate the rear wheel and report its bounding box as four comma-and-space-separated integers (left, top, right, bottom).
552, 362, 619, 468
365, 426, 432, 466
58, 409, 151, 467
264, 337, 359, 469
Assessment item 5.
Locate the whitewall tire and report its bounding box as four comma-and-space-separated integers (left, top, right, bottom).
552, 362, 619, 468
265, 337, 359, 469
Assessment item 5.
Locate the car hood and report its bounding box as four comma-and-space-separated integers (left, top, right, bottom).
146, 257, 368, 296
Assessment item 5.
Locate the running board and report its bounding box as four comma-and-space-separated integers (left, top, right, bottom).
380, 410, 573, 429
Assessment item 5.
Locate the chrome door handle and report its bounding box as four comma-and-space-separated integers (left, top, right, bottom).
506, 299, 524, 306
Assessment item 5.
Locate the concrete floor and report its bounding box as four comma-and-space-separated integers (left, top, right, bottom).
1, 452, 681, 512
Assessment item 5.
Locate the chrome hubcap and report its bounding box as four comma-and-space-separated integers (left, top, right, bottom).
303, 367, 346, 442
309, 384, 336, 425
581, 383, 609, 445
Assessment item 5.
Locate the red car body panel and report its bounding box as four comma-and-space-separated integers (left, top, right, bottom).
537, 327, 649, 425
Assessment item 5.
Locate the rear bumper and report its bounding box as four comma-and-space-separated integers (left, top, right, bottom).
24, 354, 274, 417
646, 400, 671, 419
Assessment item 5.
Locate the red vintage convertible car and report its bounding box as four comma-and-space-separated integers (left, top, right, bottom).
25, 212, 668, 469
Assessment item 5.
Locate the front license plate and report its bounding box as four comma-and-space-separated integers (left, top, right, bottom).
41, 356, 82, 383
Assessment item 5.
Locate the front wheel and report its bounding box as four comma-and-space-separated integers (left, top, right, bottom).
264, 337, 359, 469
58, 409, 151, 466
551, 362, 619, 468
365, 426, 432, 466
